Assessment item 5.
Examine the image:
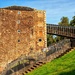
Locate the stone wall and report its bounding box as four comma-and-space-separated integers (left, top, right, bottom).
0, 8, 46, 72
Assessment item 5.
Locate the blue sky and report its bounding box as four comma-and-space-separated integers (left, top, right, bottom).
0, 0, 75, 24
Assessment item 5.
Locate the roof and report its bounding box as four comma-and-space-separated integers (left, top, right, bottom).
1, 6, 35, 11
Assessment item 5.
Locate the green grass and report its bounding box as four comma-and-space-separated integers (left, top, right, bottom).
25, 50, 75, 75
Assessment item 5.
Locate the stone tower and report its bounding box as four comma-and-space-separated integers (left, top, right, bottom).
0, 6, 47, 71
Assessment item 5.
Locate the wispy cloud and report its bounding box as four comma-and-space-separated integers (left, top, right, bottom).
0, 0, 75, 24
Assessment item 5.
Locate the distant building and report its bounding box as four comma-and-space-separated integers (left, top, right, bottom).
0, 6, 47, 71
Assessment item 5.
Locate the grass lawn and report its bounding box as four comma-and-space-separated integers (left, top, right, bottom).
26, 49, 75, 75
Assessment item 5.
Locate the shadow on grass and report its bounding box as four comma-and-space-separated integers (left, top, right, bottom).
59, 69, 75, 75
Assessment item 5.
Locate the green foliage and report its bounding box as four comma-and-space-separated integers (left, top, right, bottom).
70, 16, 75, 26
26, 50, 75, 75
47, 34, 55, 46
58, 16, 69, 26
57, 16, 69, 40
47, 15, 75, 47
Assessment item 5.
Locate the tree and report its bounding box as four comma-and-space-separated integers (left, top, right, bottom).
47, 16, 70, 46
70, 16, 75, 26
47, 34, 54, 46
58, 17, 69, 26
57, 16, 69, 40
